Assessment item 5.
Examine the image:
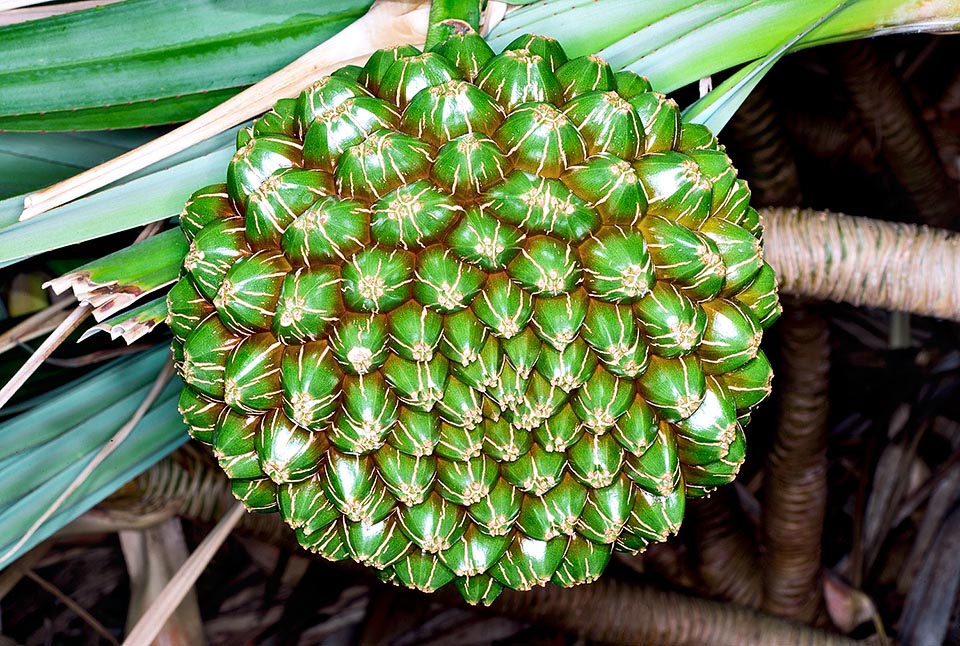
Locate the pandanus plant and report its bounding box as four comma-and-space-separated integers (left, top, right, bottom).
0, 0, 958, 642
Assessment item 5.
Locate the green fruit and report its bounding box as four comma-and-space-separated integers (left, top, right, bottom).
169, 31, 778, 604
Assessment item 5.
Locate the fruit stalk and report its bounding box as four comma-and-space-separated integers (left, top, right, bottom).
424, 0, 483, 50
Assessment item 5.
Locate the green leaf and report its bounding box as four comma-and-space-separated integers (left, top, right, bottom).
0, 348, 168, 461
607, 0, 851, 92
61, 228, 187, 295
0, 347, 188, 570
43, 229, 187, 322
0, 90, 240, 133
488, 0, 960, 93
0, 380, 180, 508
0, 126, 239, 206
0, 0, 373, 131
787, 0, 960, 43
0, 145, 232, 264
0, 130, 154, 199
489, 0, 707, 62
0, 399, 187, 569
683, 1, 854, 133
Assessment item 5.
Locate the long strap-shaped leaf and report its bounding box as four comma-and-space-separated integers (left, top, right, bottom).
487, 0, 960, 93
17, 0, 960, 226
683, 1, 854, 133
0, 0, 373, 130
0, 397, 186, 567
17, 0, 432, 221
81, 297, 169, 344
0, 348, 170, 459
0, 130, 153, 199
0, 127, 236, 203
0, 146, 231, 265
0, 381, 181, 508
0, 348, 187, 569
0, 2, 125, 27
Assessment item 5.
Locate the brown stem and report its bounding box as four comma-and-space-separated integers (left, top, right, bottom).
694, 86, 797, 610
484, 579, 857, 646
762, 207, 960, 322
628, 541, 701, 591
728, 83, 833, 619
783, 110, 875, 168
689, 490, 763, 608
727, 82, 802, 207
762, 305, 830, 623
839, 41, 960, 230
